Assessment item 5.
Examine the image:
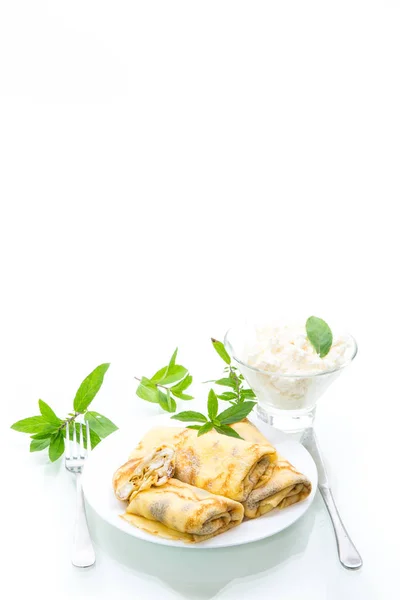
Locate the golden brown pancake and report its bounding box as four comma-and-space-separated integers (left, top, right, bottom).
231, 420, 312, 518
129, 426, 276, 502
122, 478, 244, 542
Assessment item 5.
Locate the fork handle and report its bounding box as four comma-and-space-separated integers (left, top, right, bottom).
319, 486, 362, 570
72, 473, 96, 568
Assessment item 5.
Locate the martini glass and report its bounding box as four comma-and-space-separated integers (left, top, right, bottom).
224, 324, 357, 433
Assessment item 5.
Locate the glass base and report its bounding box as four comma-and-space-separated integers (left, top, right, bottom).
256, 403, 316, 433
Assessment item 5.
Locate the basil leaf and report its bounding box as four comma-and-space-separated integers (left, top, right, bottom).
214, 424, 243, 439
171, 411, 208, 423
187, 425, 201, 430
150, 366, 168, 384
171, 391, 194, 401
306, 316, 333, 358
85, 411, 118, 439
73, 363, 110, 412
215, 377, 236, 389
31, 431, 57, 440
11, 416, 55, 434
170, 374, 193, 394
30, 437, 51, 452
136, 377, 159, 403
158, 390, 176, 413
151, 365, 188, 386
49, 432, 65, 462
211, 338, 231, 365
166, 389, 175, 412
197, 422, 213, 437
218, 392, 238, 401
217, 401, 256, 425
168, 348, 178, 369
240, 389, 256, 399
38, 400, 62, 425
207, 389, 218, 420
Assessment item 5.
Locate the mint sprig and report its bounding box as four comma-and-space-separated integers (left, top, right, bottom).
210, 338, 256, 405
11, 363, 118, 462
171, 389, 255, 439
135, 348, 194, 413
306, 316, 333, 358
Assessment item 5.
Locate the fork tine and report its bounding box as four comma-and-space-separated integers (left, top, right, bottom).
73, 421, 78, 459
79, 422, 85, 458
86, 420, 91, 453
65, 422, 71, 458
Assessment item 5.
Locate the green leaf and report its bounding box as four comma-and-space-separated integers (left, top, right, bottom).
197, 422, 214, 436
85, 411, 118, 439
215, 377, 236, 389
31, 431, 57, 440
212, 418, 221, 426
207, 389, 218, 420
150, 366, 168, 384
158, 390, 177, 413
49, 432, 65, 462
73, 363, 110, 413
168, 347, 178, 369
38, 400, 62, 425
166, 388, 174, 412
217, 401, 256, 425
211, 338, 231, 364
240, 389, 256, 399
218, 392, 238, 401
30, 437, 51, 452
187, 425, 201, 430
136, 377, 160, 403
170, 374, 193, 394
171, 411, 208, 423
306, 316, 333, 358
171, 391, 194, 400
158, 391, 168, 412
214, 424, 243, 439
11, 416, 55, 434
151, 364, 188, 386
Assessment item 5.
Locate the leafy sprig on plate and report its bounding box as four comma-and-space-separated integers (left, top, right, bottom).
171, 389, 255, 439
209, 338, 256, 404
135, 348, 194, 413
11, 363, 118, 462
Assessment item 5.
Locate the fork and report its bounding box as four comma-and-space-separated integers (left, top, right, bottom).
65, 420, 96, 568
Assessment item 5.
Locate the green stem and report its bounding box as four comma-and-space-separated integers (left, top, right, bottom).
58, 412, 81, 432
229, 367, 241, 403
134, 376, 169, 392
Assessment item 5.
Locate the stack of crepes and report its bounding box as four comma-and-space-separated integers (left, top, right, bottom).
112, 421, 311, 543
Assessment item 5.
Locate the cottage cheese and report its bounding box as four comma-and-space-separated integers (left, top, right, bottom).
247, 325, 352, 375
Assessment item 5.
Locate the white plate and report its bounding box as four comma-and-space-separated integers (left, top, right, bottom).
82, 415, 318, 548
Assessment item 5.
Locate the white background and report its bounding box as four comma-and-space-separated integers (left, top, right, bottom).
0, 2, 398, 598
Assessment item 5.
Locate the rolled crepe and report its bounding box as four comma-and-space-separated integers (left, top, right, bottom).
113, 444, 175, 501
122, 478, 244, 543
130, 427, 277, 502
231, 420, 312, 518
